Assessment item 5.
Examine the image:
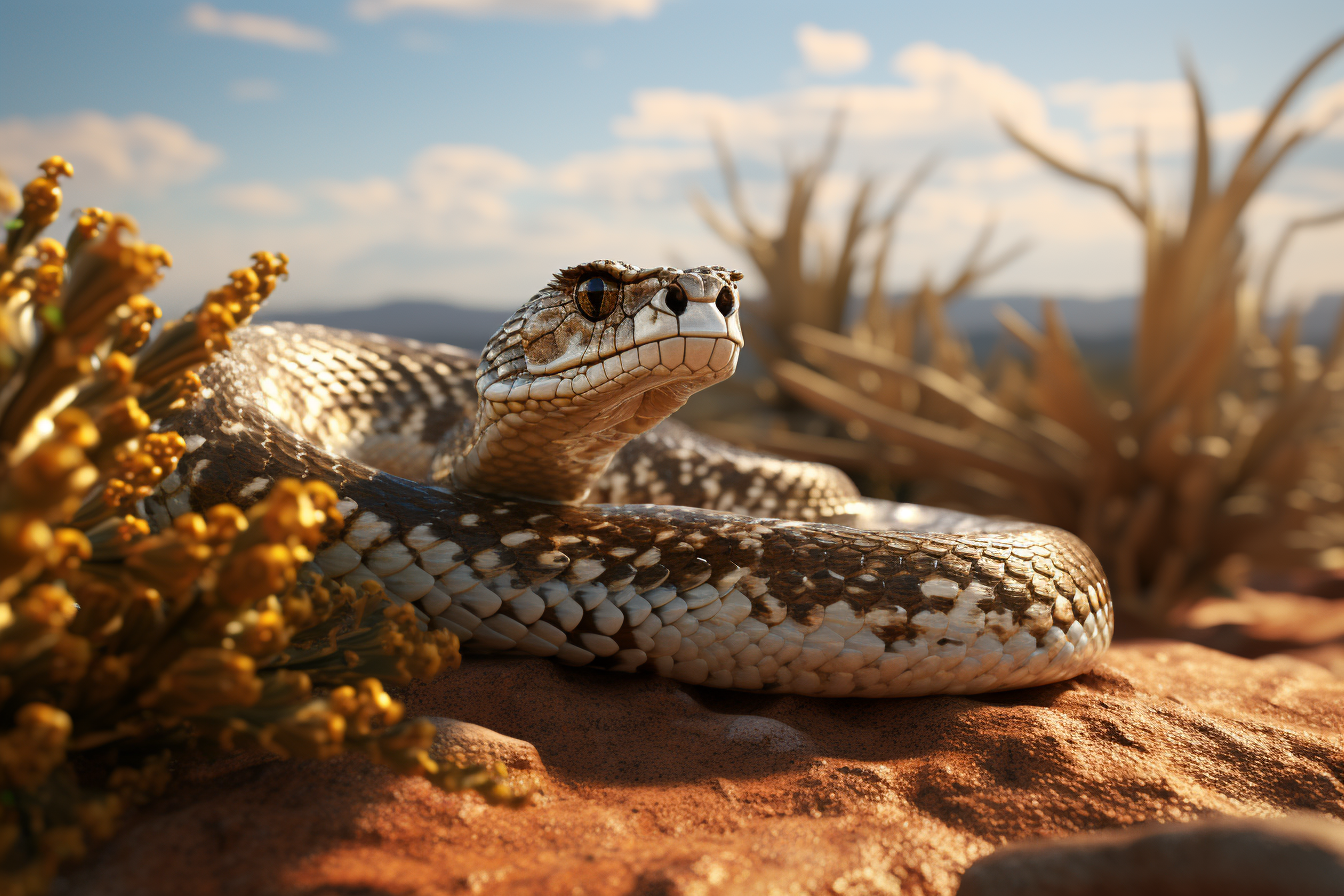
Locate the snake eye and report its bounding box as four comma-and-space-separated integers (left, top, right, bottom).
576, 277, 617, 322
715, 286, 735, 317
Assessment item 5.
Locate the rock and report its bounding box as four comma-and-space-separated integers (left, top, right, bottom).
426, 716, 547, 774
56, 641, 1344, 896
425, 715, 550, 793
958, 814, 1344, 896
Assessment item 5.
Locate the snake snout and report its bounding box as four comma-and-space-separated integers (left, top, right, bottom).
651, 274, 744, 346
669, 298, 732, 341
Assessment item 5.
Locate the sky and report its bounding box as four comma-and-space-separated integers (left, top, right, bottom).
2, 0, 1343, 318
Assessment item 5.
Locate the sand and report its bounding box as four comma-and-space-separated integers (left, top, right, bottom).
57, 639, 1344, 896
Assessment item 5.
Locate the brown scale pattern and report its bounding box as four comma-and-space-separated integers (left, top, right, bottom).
590, 420, 862, 523
151, 321, 1114, 696
223, 324, 478, 480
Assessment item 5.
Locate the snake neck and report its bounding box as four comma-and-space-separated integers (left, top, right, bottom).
438, 262, 744, 504
442, 377, 708, 504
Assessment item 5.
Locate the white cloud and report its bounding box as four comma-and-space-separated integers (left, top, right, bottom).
1290, 166, 1344, 194
145, 137, 726, 313
0, 111, 220, 195
615, 89, 783, 144
795, 24, 870, 76
313, 176, 402, 213
1048, 76, 1344, 160
266, 146, 539, 277
132, 42, 1342, 315
1210, 107, 1263, 142
1051, 80, 1189, 134
894, 42, 1052, 136
409, 144, 533, 220
311, 144, 536, 222
299, 146, 535, 223
228, 78, 281, 102
215, 182, 303, 216
617, 43, 1067, 156
185, 3, 333, 52
550, 145, 710, 201
944, 151, 1038, 186
349, 0, 661, 21
1049, 78, 1264, 159
1240, 185, 1344, 310
1304, 79, 1344, 137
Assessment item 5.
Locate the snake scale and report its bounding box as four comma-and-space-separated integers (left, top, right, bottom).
150, 261, 1113, 697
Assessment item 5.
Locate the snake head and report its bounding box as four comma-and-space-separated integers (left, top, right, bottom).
479, 260, 745, 406
461, 261, 746, 502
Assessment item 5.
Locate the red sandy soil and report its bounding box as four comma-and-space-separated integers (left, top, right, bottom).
1177, 588, 1344, 655
56, 639, 1344, 896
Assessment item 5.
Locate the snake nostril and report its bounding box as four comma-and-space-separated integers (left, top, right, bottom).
715, 286, 735, 317
665, 284, 688, 316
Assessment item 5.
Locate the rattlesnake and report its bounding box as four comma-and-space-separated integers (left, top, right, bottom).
150, 260, 1112, 697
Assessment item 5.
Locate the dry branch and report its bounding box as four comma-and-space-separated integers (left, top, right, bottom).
714, 35, 1344, 623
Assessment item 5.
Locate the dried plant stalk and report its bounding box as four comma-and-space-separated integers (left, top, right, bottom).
758, 35, 1344, 623
693, 115, 977, 374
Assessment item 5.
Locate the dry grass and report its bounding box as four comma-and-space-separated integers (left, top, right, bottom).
694, 117, 1025, 492
692, 114, 1014, 374
706, 35, 1344, 624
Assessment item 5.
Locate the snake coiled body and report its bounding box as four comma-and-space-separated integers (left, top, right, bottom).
151, 261, 1113, 697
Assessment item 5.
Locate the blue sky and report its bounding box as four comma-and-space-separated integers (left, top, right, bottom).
2, 1, 1342, 317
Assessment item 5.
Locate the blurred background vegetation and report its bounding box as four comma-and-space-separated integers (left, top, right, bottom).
689, 35, 1344, 628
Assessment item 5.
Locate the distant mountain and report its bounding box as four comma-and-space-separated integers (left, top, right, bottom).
943, 295, 1137, 340
945, 293, 1341, 343
252, 293, 1343, 359
1296, 294, 1344, 345
943, 294, 1339, 389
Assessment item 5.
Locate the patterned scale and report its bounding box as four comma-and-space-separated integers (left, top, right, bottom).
148, 264, 1114, 698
